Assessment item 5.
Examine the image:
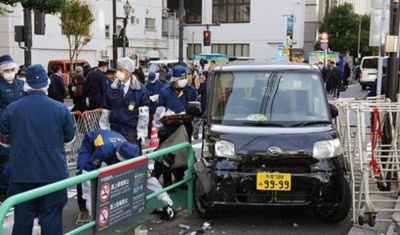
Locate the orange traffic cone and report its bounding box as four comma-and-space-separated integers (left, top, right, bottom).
149, 115, 159, 148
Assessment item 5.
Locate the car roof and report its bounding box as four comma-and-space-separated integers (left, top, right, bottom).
148, 60, 179, 64
214, 60, 318, 72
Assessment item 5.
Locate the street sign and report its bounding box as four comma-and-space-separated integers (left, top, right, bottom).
320, 42, 328, 50
320, 32, 329, 40
95, 158, 148, 234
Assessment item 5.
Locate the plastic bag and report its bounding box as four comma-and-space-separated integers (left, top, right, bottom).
99, 109, 110, 130
81, 170, 92, 216
3, 209, 41, 235
147, 177, 172, 206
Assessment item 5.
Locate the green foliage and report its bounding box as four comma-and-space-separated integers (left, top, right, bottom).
59, 0, 94, 71
0, 0, 67, 13
317, 3, 378, 57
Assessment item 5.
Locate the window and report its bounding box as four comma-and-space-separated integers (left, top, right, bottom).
187, 44, 202, 59
145, 18, 156, 30
213, 0, 250, 23
130, 16, 135, 24
105, 25, 110, 38
212, 44, 250, 57
167, 0, 202, 24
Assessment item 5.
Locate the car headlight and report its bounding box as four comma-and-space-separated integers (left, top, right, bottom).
313, 138, 343, 159
215, 140, 235, 158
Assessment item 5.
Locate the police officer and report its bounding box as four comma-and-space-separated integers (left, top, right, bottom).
153, 65, 198, 187
106, 57, 150, 152
83, 60, 109, 110
0, 64, 75, 235
146, 71, 164, 138
76, 130, 175, 221
0, 55, 25, 200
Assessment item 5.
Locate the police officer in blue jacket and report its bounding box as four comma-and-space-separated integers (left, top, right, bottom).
146, 71, 164, 137
106, 57, 150, 152
0, 55, 25, 199
83, 60, 109, 110
153, 65, 198, 187
0, 64, 75, 235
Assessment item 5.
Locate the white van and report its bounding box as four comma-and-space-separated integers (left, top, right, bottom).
359, 56, 388, 90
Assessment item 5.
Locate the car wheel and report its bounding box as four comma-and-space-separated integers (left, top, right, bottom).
314, 177, 351, 223
361, 85, 367, 90
194, 175, 216, 219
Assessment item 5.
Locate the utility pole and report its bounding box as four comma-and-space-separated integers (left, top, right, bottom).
23, 7, 32, 66
178, 0, 184, 62
386, 0, 399, 102
112, 0, 118, 68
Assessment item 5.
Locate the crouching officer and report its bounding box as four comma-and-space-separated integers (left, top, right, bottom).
76, 130, 175, 222
152, 65, 198, 187
0, 64, 75, 235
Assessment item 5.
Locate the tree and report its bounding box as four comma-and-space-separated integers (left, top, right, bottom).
316, 3, 377, 59
59, 0, 94, 73
0, 0, 67, 65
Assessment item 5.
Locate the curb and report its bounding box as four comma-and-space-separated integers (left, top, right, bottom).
386, 194, 400, 235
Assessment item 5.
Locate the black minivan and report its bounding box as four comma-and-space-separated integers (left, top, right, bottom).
189, 61, 351, 223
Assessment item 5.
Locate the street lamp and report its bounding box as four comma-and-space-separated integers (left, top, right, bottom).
122, 0, 132, 57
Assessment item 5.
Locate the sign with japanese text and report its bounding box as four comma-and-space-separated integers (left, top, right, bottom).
95, 158, 148, 234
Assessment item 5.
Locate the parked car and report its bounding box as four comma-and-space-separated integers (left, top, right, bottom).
187, 61, 351, 223
48, 59, 90, 85
359, 56, 388, 90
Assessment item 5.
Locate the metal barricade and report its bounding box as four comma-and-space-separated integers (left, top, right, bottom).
330, 96, 400, 227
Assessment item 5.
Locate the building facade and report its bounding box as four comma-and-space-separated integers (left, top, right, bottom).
166, 0, 306, 61
0, 0, 167, 68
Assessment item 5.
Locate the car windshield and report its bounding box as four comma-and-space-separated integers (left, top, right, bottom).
210, 70, 331, 126
362, 58, 387, 69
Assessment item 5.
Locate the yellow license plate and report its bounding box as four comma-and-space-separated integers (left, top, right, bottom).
256, 172, 291, 191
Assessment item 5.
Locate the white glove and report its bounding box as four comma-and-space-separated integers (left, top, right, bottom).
71, 86, 77, 92
165, 109, 176, 116
150, 94, 159, 102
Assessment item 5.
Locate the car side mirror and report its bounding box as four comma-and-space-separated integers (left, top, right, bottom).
186, 101, 202, 116
329, 103, 339, 119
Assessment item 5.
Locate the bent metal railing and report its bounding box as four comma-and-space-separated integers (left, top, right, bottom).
0, 142, 195, 235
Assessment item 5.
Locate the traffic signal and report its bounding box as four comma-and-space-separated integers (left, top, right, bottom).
203, 30, 211, 46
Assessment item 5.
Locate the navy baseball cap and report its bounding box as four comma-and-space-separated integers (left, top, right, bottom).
171, 65, 187, 81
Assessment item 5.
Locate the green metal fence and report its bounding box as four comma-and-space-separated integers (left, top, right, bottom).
0, 142, 195, 235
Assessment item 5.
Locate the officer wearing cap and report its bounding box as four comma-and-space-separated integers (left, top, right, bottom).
83, 60, 109, 110
76, 130, 139, 222
153, 65, 197, 187
76, 129, 175, 222
106, 57, 150, 152
105, 68, 117, 86
0, 64, 75, 235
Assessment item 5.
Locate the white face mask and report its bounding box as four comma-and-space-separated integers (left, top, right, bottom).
3, 72, 15, 81
116, 71, 125, 81
177, 79, 188, 88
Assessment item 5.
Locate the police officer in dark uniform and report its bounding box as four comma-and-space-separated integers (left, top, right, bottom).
106, 57, 150, 152
0, 64, 75, 235
146, 71, 164, 138
153, 65, 198, 187
0, 55, 25, 200
83, 60, 109, 110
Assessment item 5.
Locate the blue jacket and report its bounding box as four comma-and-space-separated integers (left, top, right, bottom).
157, 84, 197, 136
83, 69, 108, 110
146, 79, 164, 113
106, 78, 150, 137
0, 91, 75, 183
77, 130, 128, 171
0, 78, 25, 156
